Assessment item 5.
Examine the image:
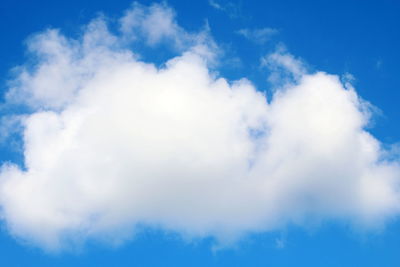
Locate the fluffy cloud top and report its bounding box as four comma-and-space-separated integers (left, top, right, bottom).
1, 2, 399, 251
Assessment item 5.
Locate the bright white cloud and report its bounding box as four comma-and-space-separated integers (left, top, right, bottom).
1, 2, 400, 251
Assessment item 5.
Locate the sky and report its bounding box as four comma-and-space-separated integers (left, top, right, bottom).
0, 0, 400, 266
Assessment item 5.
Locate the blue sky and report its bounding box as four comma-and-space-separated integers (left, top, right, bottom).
0, 0, 400, 266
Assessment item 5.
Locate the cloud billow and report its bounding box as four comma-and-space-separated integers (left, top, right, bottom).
0, 2, 399, 251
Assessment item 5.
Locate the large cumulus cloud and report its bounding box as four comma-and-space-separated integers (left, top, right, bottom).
0, 2, 399, 250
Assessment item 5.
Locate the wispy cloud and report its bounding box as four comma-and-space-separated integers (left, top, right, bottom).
237, 28, 278, 44
261, 46, 307, 84
120, 2, 217, 53
376, 59, 383, 69
208, 0, 243, 18
209, 0, 224, 10
275, 238, 285, 249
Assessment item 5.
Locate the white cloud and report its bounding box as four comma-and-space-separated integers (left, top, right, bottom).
119, 2, 214, 53
1, 2, 400, 252
120, 2, 182, 46
262, 46, 307, 83
237, 28, 278, 44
